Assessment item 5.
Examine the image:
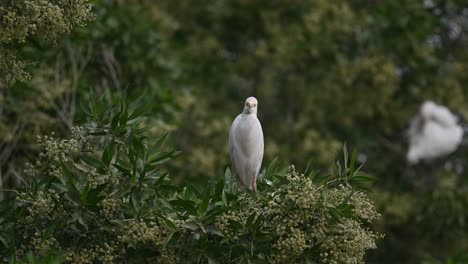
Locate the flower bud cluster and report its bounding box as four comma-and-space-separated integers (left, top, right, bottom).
320, 219, 381, 264
215, 166, 381, 263
267, 166, 322, 261
29, 232, 59, 255
99, 197, 121, 219
15, 189, 59, 219
64, 242, 119, 264
272, 227, 308, 263
215, 210, 249, 240
351, 191, 381, 221
87, 168, 105, 188
156, 249, 180, 264
0, 0, 94, 85
315, 186, 381, 264
24, 127, 91, 179
119, 221, 168, 248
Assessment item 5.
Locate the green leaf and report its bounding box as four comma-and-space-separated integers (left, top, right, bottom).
154, 173, 168, 187
206, 226, 224, 237
73, 163, 89, 172
80, 183, 90, 204
148, 150, 181, 164
222, 190, 228, 206
350, 175, 377, 183
214, 179, 224, 196
350, 149, 357, 174
87, 183, 108, 205
335, 160, 343, 177
120, 104, 129, 125
81, 155, 105, 171
65, 181, 81, 204
88, 130, 108, 136
113, 161, 131, 176
263, 156, 279, 180
343, 143, 349, 170
10, 251, 17, 264
182, 222, 199, 231
111, 113, 120, 131
131, 191, 140, 213
311, 174, 329, 185
304, 159, 312, 176
131, 134, 146, 158
51, 183, 68, 193
102, 141, 115, 167
198, 190, 211, 215
246, 213, 256, 226
328, 207, 341, 222
0, 234, 8, 248
165, 219, 177, 230
170, 199, 197, 215
163, 231, 175, 249
356, 185, 374, 193
183, 183, 201, 199
128, 106, 147, 121
224, 167, 232, 182
304, 242, 322, 257
44, 217, 61, 237
150, 133, 168, 152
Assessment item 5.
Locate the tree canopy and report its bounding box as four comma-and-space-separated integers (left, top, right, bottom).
1, 0, 468, 263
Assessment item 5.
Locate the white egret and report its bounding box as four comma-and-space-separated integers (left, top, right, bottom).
229, 97, 264, 191
407, 101, 463, 164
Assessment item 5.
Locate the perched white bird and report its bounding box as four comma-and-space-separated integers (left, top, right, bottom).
407, 101, 463, 164
229, 97, 264, 191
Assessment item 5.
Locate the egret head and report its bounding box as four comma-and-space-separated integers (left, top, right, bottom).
420, 101, 437, 122
243, 97, 258, 114
420, 100, 459, 127
421, 101, 437, 116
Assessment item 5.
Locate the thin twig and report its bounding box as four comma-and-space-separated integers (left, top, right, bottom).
317, 178, 342, 191
0, 188, 19, 194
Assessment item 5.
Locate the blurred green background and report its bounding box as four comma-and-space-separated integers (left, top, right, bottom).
1, 0, 468, 263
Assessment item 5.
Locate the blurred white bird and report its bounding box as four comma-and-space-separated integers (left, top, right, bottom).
229, 97, 264, 191
407, 101, 463, 164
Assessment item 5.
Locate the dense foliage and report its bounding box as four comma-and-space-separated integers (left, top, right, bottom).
0, 0, 94, 86
0, 97, 380, 263
1, 0, 468, 263
0, 0, 94, 196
